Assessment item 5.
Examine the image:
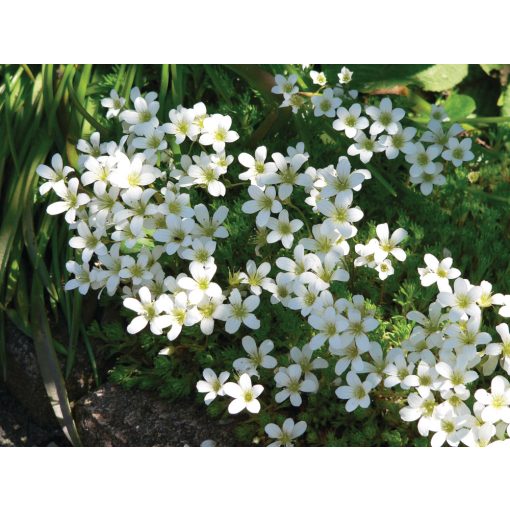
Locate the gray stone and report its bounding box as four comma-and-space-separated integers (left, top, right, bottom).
4, 320, 102, 427
74, 383, 243, 446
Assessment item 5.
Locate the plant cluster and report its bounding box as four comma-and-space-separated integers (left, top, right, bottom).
36, 66, 510, 447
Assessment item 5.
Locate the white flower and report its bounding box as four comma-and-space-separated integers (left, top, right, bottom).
409, 161, 446, 196
443, 315, 491, 359
80, 155, 116, 187
499, 295, 510, 318
233, 336, 277, 374
317, 156, 369, 201
196, 368, 229, 405
474, 375, 510, 424
199, 114, 239, 153
288, 281, 323, 317
313, 256, 349, 290
274, 364, 315, 407
286, 142, 309, 160
461, 422, 496, 448
240, 260, 272, 295
266, 209, 303, 249
406, 143, 441, 176
418, 254, 461, 292
223, 373, 263, 414
442, 138, 474, 167
36, 153, 74, 195
215, 288, 260, 334
69, 221, 107, 263
379, 126, 416, 159
158, 189, 194, 218
310, 70, 327, 86
131, 126, 168, 159
332, 103, 368, 139
437, 278, 482, 321
375, 259, 394, 280
299, 221, 350, 264
402, 361, 441, 398
400, 392, 438, 437
436, 356, 478, 393
242, 185, 282, 227
192, 204, 229, 239
420, 120, 463, 153
308, 306, 348, 350
46, 177, 90, 224
101, 89, 125, 119
114, 188, 159, 236
374, 223, 407, 263
281, 93, 305, 113
311, 88, 341, 118
317, 192, 363, 237
430, 105, 448, 121
123, 286, 172, 335
429, 409, 469, 447
178, 262, 222, 304
166, 107, 199, 144
187, 153, 226, 197
366, 97, 405, 135
478, 280, 505, 309
276, 244, 320, 287
347, 131, 384, 163
271, 74, 298, 95
64, 260, 95, 295
261, 152, 310, 201
97, 244, 125, 296
331, 308, 379, 352
238, 146, 277, 186
180, 237, 216, 266
384, 349, 415, 389
195, 294, 226, 335
118, 253, 153, 286
265, 418, 307, 447
335, 371, 377, 412
119, 93, 159, 135
354, 239, 380, 269
165, 291, 201, 341
290, 343, 328, 389
338, 66, 353, 84
108, 153, 161, 193
266, 272, 294, 306
485, 323, 510, 376
153, 214, 195, 255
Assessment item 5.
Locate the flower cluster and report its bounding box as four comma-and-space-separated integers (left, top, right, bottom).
37, 77, 502, 448
271, 66, 474, 196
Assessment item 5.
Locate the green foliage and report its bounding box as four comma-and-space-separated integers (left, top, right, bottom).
4, 63, 510, 445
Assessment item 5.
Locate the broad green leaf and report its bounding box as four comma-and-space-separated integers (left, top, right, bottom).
444, 94, 476, 121
413, 64, 468, 92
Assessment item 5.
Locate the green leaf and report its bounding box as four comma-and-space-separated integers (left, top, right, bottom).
444, 94, 476, 121
30, 277, 82, 446
413, 64, 468, 92
480, 64, 505, 75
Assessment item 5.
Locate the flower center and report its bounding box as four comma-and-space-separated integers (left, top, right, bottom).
452, 148, 464, 160
320, 99, 332, 112
441, 420, 455, 434
417, 153, 429, 166
379, 111, 392, 126
354, 386, 366, 399
139, 110, 152, 123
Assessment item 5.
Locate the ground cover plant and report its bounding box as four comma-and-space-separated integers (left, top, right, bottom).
3, 64, 510, 446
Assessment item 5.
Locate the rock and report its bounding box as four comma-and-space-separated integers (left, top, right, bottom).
74, 383, 242, 446
0, 384, 68, 447
4, 320, 105, 427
